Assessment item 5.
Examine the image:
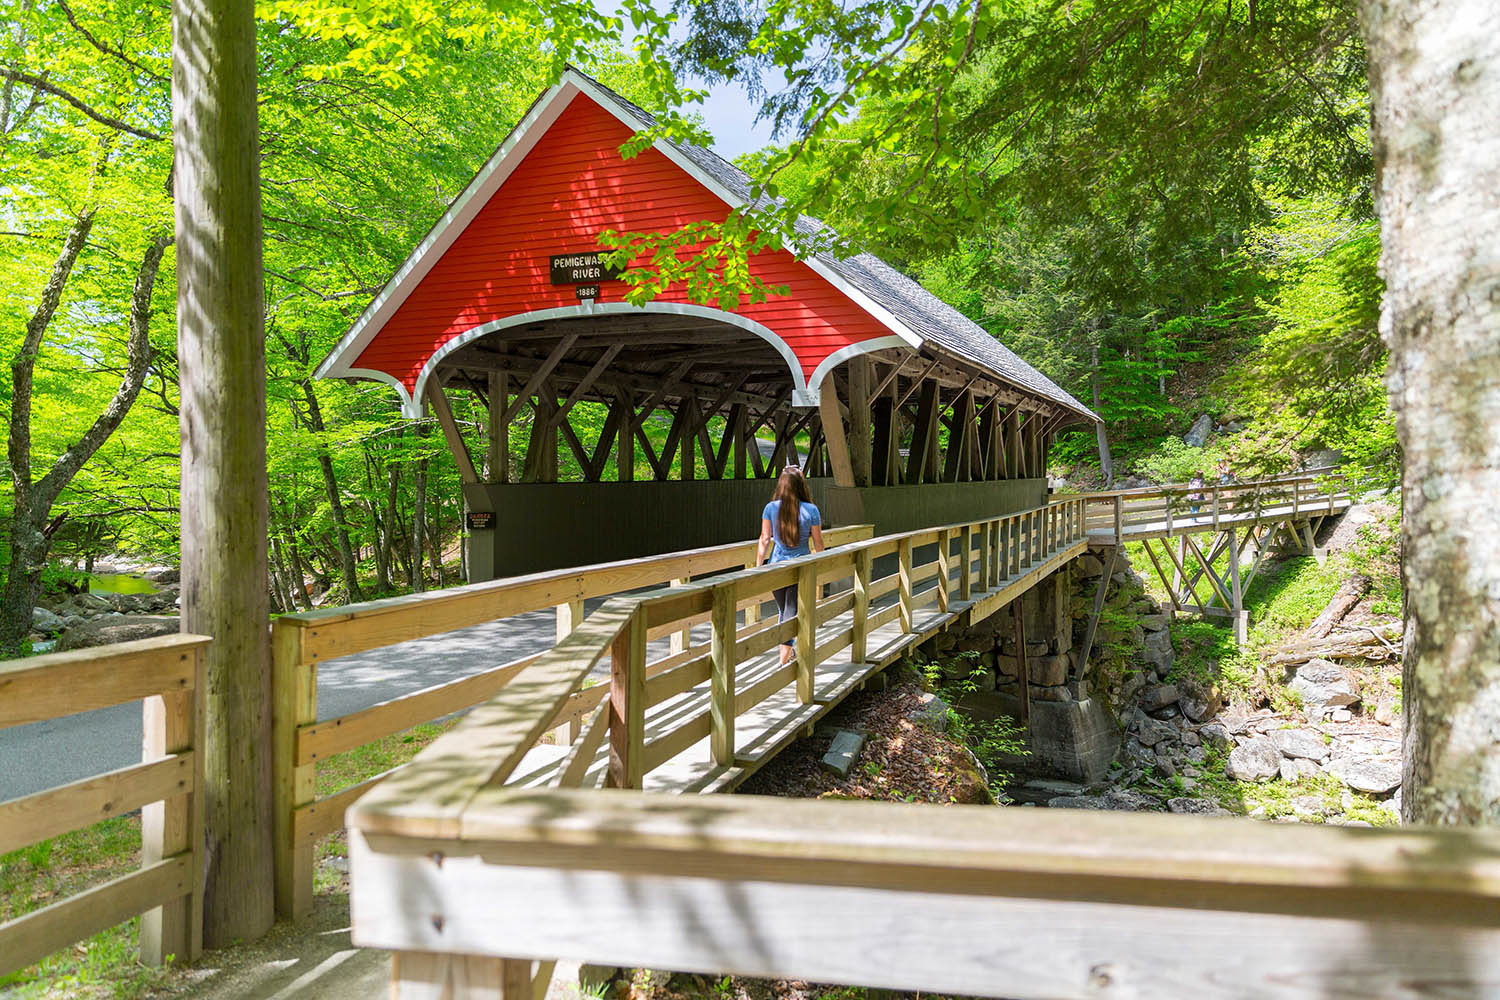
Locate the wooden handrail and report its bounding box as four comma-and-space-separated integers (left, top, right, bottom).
350, 787, 1500, 997
0, 634, 210, 978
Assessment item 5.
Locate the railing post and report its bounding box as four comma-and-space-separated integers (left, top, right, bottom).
141, 643, 206, 965
743, 559, 762, 625
1212, 486, 1221, 530
852, 547, 871, 663
984, 521, 996, 590
976, 522, 990, 594
897, 537, 914, 633
669, 578, 690, 653
796, 562, 817, 702
554, 599, 586, 744
959, 525, 973, 600
709, 583, 737, 766
1113, 496, 1124, 544
608, 606, 646, 789
935, 529, 951, 612
272, 620, 317, 921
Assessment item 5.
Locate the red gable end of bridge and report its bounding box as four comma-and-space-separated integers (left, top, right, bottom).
349, 93, 896, 394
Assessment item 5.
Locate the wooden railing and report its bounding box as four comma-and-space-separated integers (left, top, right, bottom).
271, 524, 875, 918
349, 787, 1500, 999
0, 635, 209, 979
347, 498, 1095, 997
1066, 468, 1353, 541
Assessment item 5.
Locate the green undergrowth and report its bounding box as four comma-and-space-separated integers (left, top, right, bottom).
1139, 505, 1400, 706
0, 815, 164, 998
918, 654, 1028, 800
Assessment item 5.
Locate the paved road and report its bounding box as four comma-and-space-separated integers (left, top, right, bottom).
1, 596, 712, 802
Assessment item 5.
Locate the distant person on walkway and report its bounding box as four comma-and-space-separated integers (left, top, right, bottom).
1187, 471, 1206, 514
757, 465, 825, 667
1217, 459, 1233, 485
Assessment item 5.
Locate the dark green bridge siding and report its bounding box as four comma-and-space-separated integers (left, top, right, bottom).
461, 479, 1048, 580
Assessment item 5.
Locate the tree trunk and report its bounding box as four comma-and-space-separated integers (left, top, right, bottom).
299, 380, 364, 601
172, 0, 275, 943
1360, 0, 1500, 825
412, 454, 428, 593
2, 209, 95, 656
1090, 343, 1114, 488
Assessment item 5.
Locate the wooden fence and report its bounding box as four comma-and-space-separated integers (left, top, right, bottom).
349, 787, 1500, 999
347, 498, 1097, 997
271, 524, 875, 918
0, 635, 209, 979
1069, 468, 1352, 542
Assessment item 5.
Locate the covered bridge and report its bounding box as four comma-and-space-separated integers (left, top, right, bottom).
316, 68, 1099, 579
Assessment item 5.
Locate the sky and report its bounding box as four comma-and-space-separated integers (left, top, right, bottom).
597, 0, 781, 160
693, 81, 780, 159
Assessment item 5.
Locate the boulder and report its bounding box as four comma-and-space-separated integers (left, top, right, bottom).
1142, 629, 1173, 672
31, 606, 66, 634
1140, 683, 1180, 712
1075, 553, 1106, 578
57, 615, 178, 651
149, 567, 181, 585
1134, 714, 1176, 747
1270, 728, 1331, 763
906, 692, 951, 733
1138, 613, 1170, 632
1325, 755, 1401, 795
1183, 413, 1213, 448
1178, 691, 1216, 724
1225, 737, 1282, 782
1167, 797, 1231, 816
1197, 723, 1232, 749
1289, 659, 1359, 716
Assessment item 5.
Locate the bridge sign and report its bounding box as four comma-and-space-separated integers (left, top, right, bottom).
548, 252, 621, 285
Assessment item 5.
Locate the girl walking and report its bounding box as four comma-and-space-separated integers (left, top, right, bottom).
756, 466, 825, 666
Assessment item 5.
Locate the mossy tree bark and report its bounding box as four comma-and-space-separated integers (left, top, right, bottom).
1360, 0, 1500, 824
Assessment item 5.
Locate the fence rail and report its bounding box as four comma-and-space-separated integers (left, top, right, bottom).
271, 524, 875, 917
349, 788, 1500, 1000
0, 634, 209, 979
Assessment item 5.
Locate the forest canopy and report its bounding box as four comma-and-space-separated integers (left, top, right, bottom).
1, 0, 1392, 632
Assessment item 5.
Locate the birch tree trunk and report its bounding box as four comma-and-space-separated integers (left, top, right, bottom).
1360, 0, 1500, 825
172, 0, 274, 942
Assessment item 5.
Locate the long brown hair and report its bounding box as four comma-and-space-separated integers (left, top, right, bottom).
773, 466, 812, 547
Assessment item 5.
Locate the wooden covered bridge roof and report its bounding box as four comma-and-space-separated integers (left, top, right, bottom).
314, 67, 1097, 429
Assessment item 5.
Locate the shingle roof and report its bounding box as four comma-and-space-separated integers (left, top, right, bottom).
577, 68, 1099, 424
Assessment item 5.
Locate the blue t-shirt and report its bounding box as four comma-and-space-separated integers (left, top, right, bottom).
763, 499, 822, 562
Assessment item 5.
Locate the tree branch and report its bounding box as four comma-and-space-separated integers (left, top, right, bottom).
36, 231, 173, 506
0, 65, 165, 140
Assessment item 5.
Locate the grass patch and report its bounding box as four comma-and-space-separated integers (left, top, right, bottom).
0, 815, 168, 998
0, 718, 459, 994
312, 718, 459, 885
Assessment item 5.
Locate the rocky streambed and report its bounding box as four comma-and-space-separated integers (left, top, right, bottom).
28, 564, 181, 651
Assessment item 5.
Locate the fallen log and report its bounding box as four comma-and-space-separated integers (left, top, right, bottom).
1305, 574, 1371, 640
1265, 621, 1401, 667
